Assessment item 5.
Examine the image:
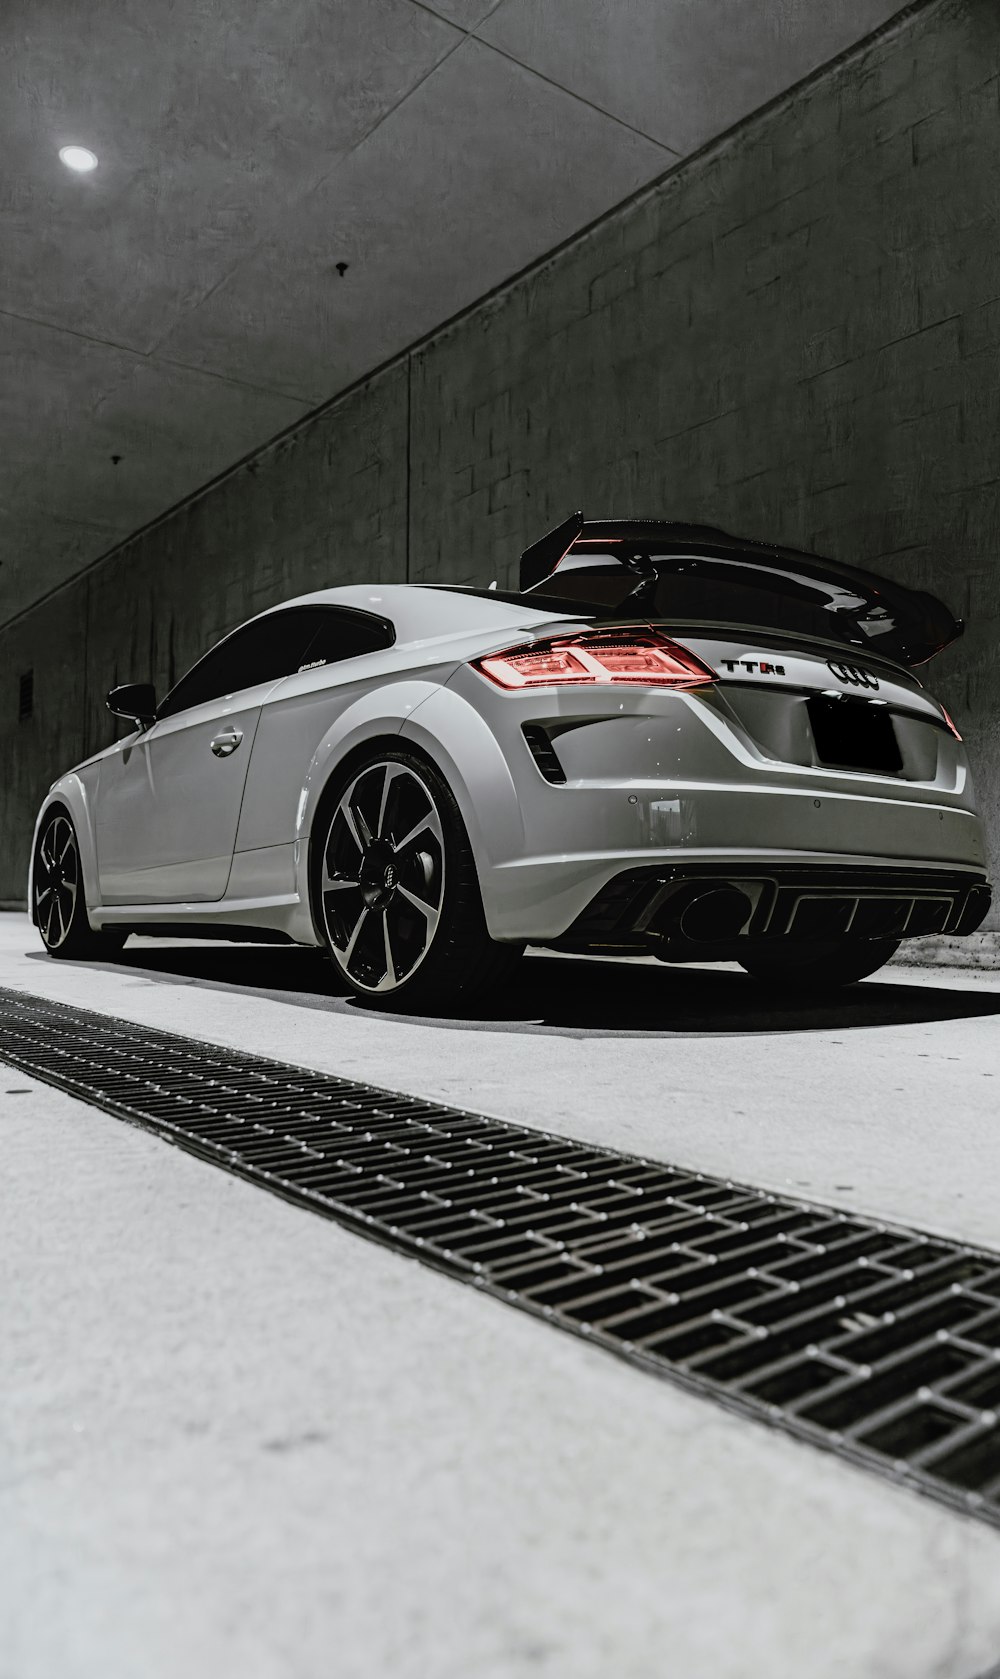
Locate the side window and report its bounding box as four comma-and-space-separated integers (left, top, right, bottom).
158, 609, 319, 719
296, 609, 395, 672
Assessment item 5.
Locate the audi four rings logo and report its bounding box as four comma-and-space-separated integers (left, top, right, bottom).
827, 660, 880, 690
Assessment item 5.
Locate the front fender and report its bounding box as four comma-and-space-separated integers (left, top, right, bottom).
29, 771, 102, 924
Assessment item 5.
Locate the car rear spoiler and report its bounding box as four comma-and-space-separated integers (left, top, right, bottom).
518, 513, 737, 592
517, 513, 964, 666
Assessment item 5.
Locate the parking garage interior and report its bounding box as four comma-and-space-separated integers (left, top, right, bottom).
3, 3, 1000, 1676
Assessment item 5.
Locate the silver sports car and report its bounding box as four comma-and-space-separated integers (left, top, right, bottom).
30, 515, 991, 1007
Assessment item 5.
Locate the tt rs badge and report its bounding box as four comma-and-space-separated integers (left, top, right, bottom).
718, 658, 786, 675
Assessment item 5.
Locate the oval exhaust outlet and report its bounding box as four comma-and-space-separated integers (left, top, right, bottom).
677, 886, 754, 942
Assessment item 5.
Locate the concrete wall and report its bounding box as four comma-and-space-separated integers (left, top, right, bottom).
3, 0, 999, 917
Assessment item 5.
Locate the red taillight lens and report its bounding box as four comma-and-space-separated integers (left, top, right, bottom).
940, 704, 962, 740
473, 631, 717, 691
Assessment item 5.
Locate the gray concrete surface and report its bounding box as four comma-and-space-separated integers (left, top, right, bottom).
893, 931, 1000, 970
4, 910, 1000, 1677
4, 0, 999, 930
3, 916, 999, 1248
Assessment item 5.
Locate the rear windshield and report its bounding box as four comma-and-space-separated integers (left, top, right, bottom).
513, 548, 959, 666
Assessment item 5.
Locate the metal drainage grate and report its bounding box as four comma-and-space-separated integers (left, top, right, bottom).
5, 987, 1000, 1528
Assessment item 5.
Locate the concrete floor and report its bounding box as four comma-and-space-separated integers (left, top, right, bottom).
3, 910, 1000, 1679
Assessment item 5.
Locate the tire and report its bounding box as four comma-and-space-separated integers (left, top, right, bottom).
738, 937, 900, 991
33, 810, 127, 961
313, 747, 522, 1010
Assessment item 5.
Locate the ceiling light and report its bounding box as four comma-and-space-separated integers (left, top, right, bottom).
59, 146, 98, 173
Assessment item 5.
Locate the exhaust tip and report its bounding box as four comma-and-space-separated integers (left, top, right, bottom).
676, 886, 754, 942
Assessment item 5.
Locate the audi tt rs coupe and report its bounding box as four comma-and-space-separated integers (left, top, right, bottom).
31, 515, 991, 1008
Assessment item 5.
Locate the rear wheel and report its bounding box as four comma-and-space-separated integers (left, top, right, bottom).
314, 748, 522, 1010
34, 811, 127, 960
738, 938, 900, 991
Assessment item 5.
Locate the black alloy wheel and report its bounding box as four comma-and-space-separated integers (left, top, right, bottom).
316, 749, 521, 1009
34, 811, 126, 960
738, 937, 901, 990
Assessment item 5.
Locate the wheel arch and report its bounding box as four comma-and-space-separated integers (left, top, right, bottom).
29, 777, 100, 926
304, 732, 411, 937
295, 683, 524, 943
398, 686, 524, 866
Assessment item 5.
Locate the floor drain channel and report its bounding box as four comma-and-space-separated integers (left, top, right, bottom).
5, 987, 1000, 1527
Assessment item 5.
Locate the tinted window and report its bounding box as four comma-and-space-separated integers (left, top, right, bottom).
157, 610, 315, 718
297, 609, 394, 671
157, 606, 394, 719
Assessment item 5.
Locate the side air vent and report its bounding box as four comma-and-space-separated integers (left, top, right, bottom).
522, 723, 566, 784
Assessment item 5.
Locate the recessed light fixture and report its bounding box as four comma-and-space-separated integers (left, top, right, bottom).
59, 145, 99, 172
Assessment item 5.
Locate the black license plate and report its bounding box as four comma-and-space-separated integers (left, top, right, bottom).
807, 696, 902, 774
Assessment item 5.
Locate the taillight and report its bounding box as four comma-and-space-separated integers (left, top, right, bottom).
472, 630, 717, 691
940, 704, 962, 740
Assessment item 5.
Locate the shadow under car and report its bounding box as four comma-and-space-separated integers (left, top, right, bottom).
23, 940, 1000, 1040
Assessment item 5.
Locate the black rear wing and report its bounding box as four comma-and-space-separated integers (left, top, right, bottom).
517, 513, 963, 667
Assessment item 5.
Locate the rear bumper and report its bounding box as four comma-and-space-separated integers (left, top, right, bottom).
553, 861, 992, 954
442, 667, 990, 943
480, 780, 988, 940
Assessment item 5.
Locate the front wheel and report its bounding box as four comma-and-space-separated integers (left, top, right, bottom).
34, 811, 127, 960
738, 938, 900, 991
313, 749, 522, 1010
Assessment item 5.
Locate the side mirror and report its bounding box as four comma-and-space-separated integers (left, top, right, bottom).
106, 683, 157, 728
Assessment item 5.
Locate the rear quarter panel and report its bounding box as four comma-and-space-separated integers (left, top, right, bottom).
237, 664, 461, 854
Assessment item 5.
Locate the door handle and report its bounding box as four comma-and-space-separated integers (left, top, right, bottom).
210, 726, 244, 758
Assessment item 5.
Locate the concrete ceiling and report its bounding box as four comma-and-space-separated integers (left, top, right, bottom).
2, 0, 905, 625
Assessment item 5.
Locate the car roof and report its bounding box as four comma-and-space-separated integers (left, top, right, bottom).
252, 582, 571, 643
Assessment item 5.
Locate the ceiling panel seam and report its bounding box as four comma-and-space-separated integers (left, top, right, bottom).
464, 34, 681, 155
0, 306, 316, 407
405, 0, 681, 151
408, 0, 508, 34
0, 0, 932, 635
147, 23, 676, 366
0, 306, 148, 366
143, 16, 470, 362
145, 351, 316, 404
